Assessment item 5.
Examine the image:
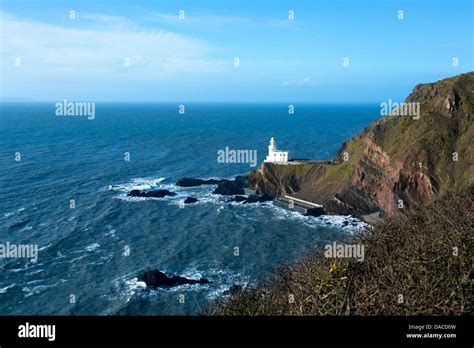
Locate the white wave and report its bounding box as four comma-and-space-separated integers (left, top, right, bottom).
22, 284, 57, 297
85, 243, 100, 252
68, 254, 88, 263
123, 277, 147, 302
0, 212, 14, 219
108, 274, 147, 304
109, 177, 166, 192
270, 204, 368, 233
105, 229, 116, 237
25, 279, 43, 285
8, 267, 27, 273
38, 243, 53, 251
109, 176, 367, 233
25, 269, 44, 276
0, 283, 16, 294
203, 269, 250, 300
112, 176, 229, 208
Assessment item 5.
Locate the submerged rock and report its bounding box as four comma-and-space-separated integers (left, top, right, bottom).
213, 176, 246, 195
128, 189, 176, 198
176, 178, 220, 187
138, 269, 210, 288
306, 207, 325, 217
176, 176, 249, 195
229, 194, 272, 204
223, 284, 243, 296
232, 195, 247, 203
184, 197, 198, 204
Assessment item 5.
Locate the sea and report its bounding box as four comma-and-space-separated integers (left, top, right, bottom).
0, 102, 380, 315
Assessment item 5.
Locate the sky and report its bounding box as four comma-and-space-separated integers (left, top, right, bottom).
0, 0, 472, 102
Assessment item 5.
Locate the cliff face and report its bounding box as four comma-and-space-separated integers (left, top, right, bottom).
248, 73, 474, 218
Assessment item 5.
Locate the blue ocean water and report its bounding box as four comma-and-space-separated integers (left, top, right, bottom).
0, 103, 379, 315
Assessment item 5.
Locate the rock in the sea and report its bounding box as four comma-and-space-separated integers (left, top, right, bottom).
184, 197, 198, 204
229, 194, 272, 204
138, 269, 210, 288
213, 176, 246, 195
243, 194, 272, 204
232, 195, 247, 203
128, 189, 176, 198
223, 284, 243, 296
176, 178, 220, 187
306, 207, 325, 217
176, 176, 249, 195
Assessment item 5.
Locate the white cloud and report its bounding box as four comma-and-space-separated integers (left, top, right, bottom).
0, 11, 229, 82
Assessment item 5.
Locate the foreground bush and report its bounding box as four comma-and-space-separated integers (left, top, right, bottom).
207, 186, 473, 315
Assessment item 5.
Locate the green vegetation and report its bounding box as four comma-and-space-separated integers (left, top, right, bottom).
207, 185, 473, 315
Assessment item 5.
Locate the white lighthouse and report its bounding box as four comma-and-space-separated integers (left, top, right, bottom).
265, 137, 289, 163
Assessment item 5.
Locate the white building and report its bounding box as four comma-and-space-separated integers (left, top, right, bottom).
265, 137, 289, 163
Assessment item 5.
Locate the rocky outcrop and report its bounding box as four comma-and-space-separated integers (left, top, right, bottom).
212, 176, 246, 195
175, 176, 247, 195
184, 197, 198, 204
138, 269, 210, 288
228, 194, 272, 204
246, 73, 474, 219
128, 189, 176, 198
176, 178, 221, 187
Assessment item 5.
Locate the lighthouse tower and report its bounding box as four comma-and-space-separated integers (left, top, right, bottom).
265, 137, 289, 163
268, 137, 277, 153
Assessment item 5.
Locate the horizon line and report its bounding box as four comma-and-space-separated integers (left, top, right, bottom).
0, 100, 383, 104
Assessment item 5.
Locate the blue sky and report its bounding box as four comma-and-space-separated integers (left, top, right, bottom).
0, 0, 472, 102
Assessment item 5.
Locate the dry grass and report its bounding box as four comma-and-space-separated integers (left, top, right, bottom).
206, 186, 473, 315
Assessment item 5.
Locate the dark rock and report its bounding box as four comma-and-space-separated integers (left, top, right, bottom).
232, 195, 247, 202
184, 197, 198, 204
243, 194, 272, 204
223, 284, 243, 296
229, 194, 272, 204
176, 178, 220, 187
128, 189, 176, 198
138, 269, 210, 288
213, 176, 247, 195
128, 189, 141, 196
306, 207, 326, 217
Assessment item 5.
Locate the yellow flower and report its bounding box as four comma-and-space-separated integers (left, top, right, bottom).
329, 260, 337, 273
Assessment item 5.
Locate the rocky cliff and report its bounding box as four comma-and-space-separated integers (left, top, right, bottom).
247, 72, 474, 219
